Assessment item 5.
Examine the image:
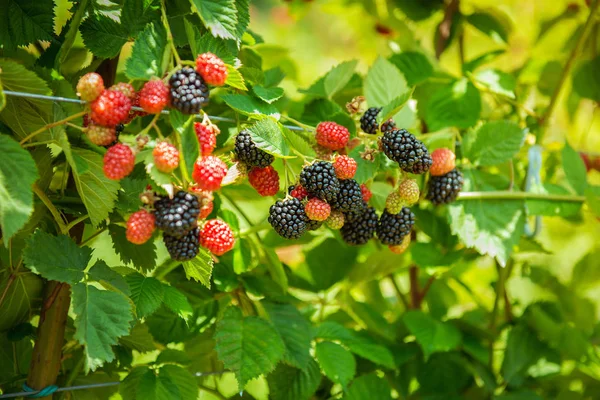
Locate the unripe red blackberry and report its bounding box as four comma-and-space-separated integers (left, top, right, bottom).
305, 198, 331, 221
195, 52, 228, 86
103, 143, 135, 180
288, 184, 309, 200
333, 155, 357, 179
199, 219, 235, 256
248, 166, 280, 196
153, 141, 180, 173
194, 122, 217, 156
77, 72, 105, 102
192, 156, 228, 191
109, 82, 136, 100
86, 124, 117, 146
315, 121, 350, 150
126, 210, 156, 244
90, 90, 132, 126
430, 148, 456, 176
139, 79, 170, 114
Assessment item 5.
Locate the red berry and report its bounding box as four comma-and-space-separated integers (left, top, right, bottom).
194, 122, 217, 156
192, 156, 228, 191
326, 210, 345, 229
290, 184, 309, 200
430, 148, 456, 176
248, 166, 280, 196
86, 124, 116, 146
360, 184, 372, 203
199, 219, 235, 256
333, 155, 357, 179
103, 143, 135, 180
153, 141, 179, 173
126, 210, 156, 244
195, 52, 228, 86
305, 198, 331, 221
77, 72, 105, 102
139, 80, 170, 114
315, 122, 350, 150
109, 82, 136, 100
91, 90, 132, 126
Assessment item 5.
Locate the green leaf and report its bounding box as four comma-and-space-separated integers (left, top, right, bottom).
466, 11, 510, 43
109, 225, 157, 272
71, 149, 120, 227
501, 323, 545, 385
221, 94, 280, 118
462, 120, 525, 166
0, 333, 33, 382
215, 307, 286, 388
253, 85, 284, 104
119, 323, 156, 353
0, 76, 5, 112
378, 89, 413, 123
425, 78, 481, 131
191, 0, 238, 40
264, 247, 289, 291
0, 135, 39, 242
235, 0, 250, 39
562, 142, 587, 195
160, 364, 199, 400
315, 341, 356, 388
463, 49, 505, 73
573, 56, 600, 101
282, 126, 315, 158
118, 178, 148, 213
263, 302, 312, 369
267, 359, 321, 400
125, 23, 168, 80
80, 14, 129, 58
182, 248, 214, 288
0, 0, 55, 50
156, 349, 191, 366
171, 111, 198, 180
343, 372, 393, 400
474, 69, 516, 98
121, 0, 160, 36
0, 270, 43, 331
314, 321, 395, 369
23, 231, 91, 284
87, 260, 130, 295
324, 60, 358, 98
225, 65, 248, 90
246, 117, 291, 157
585, 185, 600, 218
305, 238, 358, 291
121, 365, 198, 400
365, 56, 408, 107
127, 272, 165, 318
417, 353, 472, 395
526, 184, 581, 217
162, 285, 193, 321
403, 311, 462, 359
72, 283, 133, 371
389, 52, 434, 86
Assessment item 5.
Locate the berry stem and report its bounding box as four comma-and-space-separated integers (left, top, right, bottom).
160, 0, 182, 66
22, 140, 57, 148
281, 115, 315, 131
19, 111, 86, 145
33, 183, 68, 234
64, 215, 89, 232
457, 191, 586, 202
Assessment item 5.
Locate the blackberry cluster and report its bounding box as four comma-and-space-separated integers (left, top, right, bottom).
341, 206, 378, 245
268, 198, 308, 239
299, 161, 340, 202
234, 130, 274, 168
376, 208, 415, 245
380, 129, 432, 174
154, 191, 200, 238
163, 228, 200, 261
360, 107, 381, 134
169, 67, 209, 114
329, 179, 365, 212
427, 169, 464, 205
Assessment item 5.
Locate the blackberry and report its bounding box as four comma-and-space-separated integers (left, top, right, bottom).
381, 119, 397, 133
163, 228, 199, 261
380, 129, 432, 174
154, 191, 200, 238
360, 107, 381, 134
340, 206, 378, 246
329, 179, 365, 212
427, 169, 464, 205
306, 219, 323, 231
169, 67, 209, 114
234, 130, 274, 168
299, 161, 340, 202
268, 198, 308, 239
376, 208, 415, 246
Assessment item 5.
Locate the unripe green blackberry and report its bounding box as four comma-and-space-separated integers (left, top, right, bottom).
397, 179, 420, 206
427, 169, 464, 205
341, 206, 378, 246
380, 129, 432, 174
385, 192, 403, 214
299, 161, 340, 202
376, 208, 415, 246
268, 198, 308, 239
326, 210, 345, 230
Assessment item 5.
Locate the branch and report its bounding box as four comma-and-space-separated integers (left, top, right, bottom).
409, 266, 420, 309
435, 0, 460, 58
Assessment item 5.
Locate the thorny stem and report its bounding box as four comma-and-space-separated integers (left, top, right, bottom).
160, 0, 182, 65
540, 0, 599, 136
19, 111, 86, 145
33, 183, 67, 234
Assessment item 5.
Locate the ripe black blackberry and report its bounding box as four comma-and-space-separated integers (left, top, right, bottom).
380, 119, 397, 133
340, 206, 378, 246
360, 107, 381, 134
306, 219, 323, 231
376, 208, 415, 246
329, 179, 365, 212
380, 129, 432, 174
427, 168, 464, 205
154, 191, 200, 238
169, 67, 209, 114
163, 228, 199, 261
234, 130, 274, 168
268, 198, 308, 239
299, 161, 340, 202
